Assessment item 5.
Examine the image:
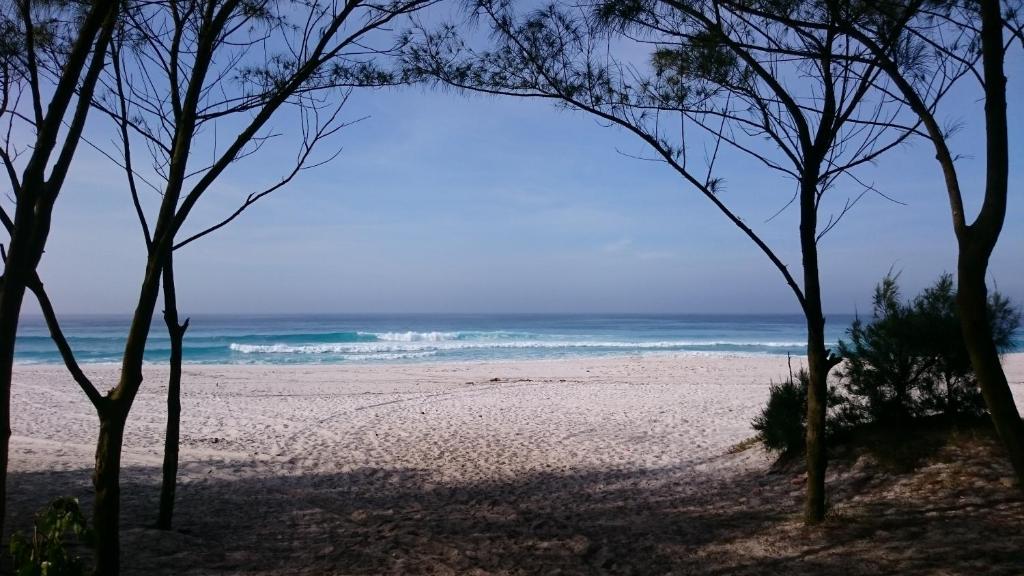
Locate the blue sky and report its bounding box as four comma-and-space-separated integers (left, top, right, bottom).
20, 46, 1024, 315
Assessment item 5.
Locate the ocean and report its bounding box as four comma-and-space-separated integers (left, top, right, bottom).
11, 313, 878, 365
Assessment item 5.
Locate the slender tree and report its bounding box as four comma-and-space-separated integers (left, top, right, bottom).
854, 0, 1024, 488
156, 252, 187, 529
0, 0, 120, 542
406, 0, 918, 522
728, 0, 1024, 487
97, 35, 193, 530
29, 0, 436, 572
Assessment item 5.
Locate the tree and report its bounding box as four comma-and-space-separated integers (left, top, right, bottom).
887, 0, 1024, 489
743, 0, 1024, 489
156, 251, 187, 530
0, 0, 120, 543
405, 0, 918, 522
29, 0, 436, 572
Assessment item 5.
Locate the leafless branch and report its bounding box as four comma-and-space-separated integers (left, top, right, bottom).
27, 275, 105, 408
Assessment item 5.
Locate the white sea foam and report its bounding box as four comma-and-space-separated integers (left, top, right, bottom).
227, 343, 437, 359
228, 340, 808, 355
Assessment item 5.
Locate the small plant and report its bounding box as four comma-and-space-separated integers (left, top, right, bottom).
727, 436, 761, 454
9, 497, 92, 576
752, 368, 810, 455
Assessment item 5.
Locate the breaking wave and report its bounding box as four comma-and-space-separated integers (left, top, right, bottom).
360, 331, 460, 342
228, 339, 808, 355
16, 313, 852, 365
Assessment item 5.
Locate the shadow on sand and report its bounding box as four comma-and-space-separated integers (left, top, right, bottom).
7, 444, 1024, 576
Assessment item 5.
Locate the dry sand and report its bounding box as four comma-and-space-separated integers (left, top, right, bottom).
7, 353, 1024, 575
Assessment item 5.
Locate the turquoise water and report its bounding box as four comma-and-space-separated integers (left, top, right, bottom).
11, 313, 880, 365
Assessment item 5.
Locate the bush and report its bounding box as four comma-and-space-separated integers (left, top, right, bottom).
836, 273, 1019, 425
752, 369, 810, 455
751, 273, 1019, 456
9, 497, 92, 576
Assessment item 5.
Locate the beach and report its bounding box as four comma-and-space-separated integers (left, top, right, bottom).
8, 353, 1024, 574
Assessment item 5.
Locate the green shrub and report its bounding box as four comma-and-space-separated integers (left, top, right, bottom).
837, 275, 927, 424
9, 497, 92, 576
836, 273, 1019, 425
751, 273, 1019, 456
752, 369, 810, 455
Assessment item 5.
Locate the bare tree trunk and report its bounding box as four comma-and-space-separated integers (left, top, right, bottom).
804, 323, 831, 522
0, 0, 120, 541
157, 255, 187, 530
799, 170, 839, 523
959, 255, 1024, 482
93, 405, 127, 576
0, 200, 50, 543
0, 271, 28, 545
956, 0, 1024, 487
91, 256, 165, 575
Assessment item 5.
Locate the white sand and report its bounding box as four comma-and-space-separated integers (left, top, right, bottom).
10, 354, 802, 480
7, 353, 1024, 574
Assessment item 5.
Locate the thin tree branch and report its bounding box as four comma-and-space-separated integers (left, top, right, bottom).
27, 274, 105, 408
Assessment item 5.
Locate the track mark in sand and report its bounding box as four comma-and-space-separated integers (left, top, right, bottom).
561, 428, 598, 441
350, 380, 550, 415
353, 392, 453, 412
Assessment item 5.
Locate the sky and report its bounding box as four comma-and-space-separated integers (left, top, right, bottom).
14, 24, 1024, 316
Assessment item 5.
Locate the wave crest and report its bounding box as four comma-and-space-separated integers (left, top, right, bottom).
362, 331, 460, 342
229, 340, 809, 355
227, 343, 437, 360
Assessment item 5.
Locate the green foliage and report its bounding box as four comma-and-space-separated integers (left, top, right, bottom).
752, 368, 810, 455
753, 274, 1020, 454
593, 0, 652, 28
836, 273, 1020, 425
9, 497, 92, 576
836, 275, 926, 424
